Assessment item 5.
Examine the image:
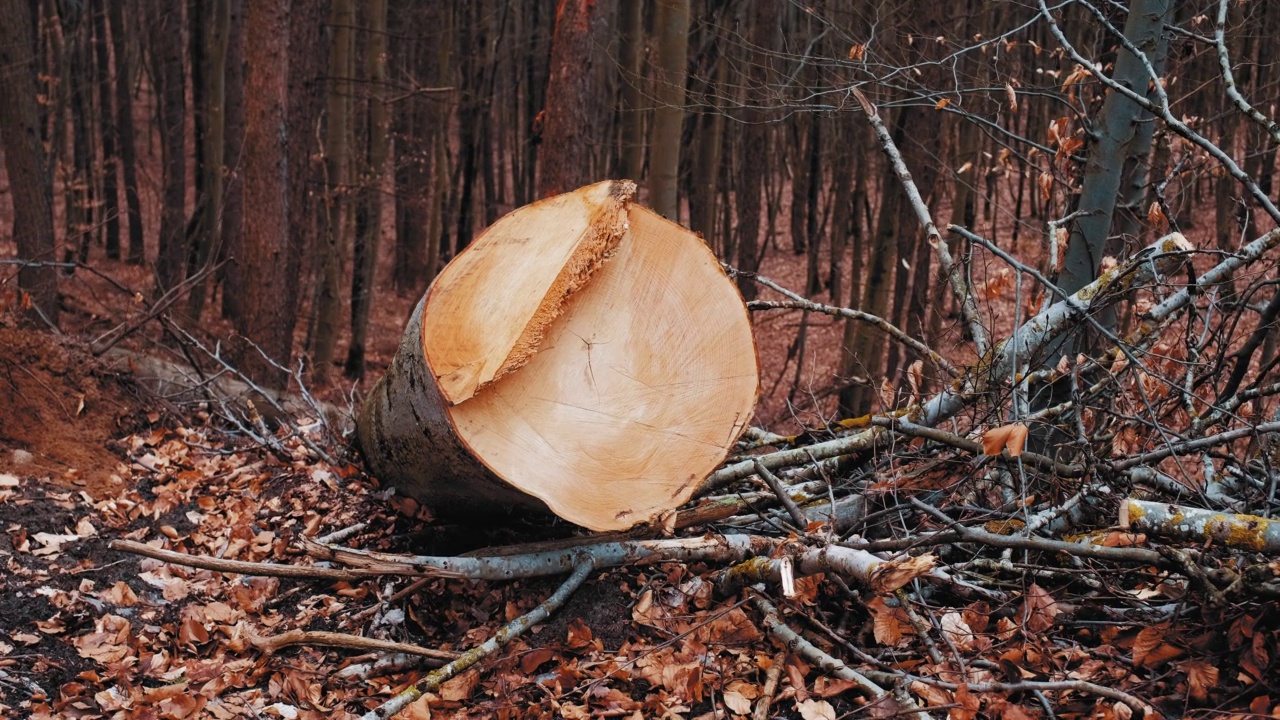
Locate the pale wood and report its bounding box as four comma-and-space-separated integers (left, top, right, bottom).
358, 181, 759, 531
423, 180, 635, 405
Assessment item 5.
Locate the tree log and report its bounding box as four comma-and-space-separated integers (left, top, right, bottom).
357, 180, 759, 531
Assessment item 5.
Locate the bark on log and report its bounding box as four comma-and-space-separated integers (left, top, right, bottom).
1120, 498, 1280, 553
357, 180, 759, 531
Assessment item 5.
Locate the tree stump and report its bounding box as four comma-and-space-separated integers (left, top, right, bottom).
357, 180, 759, 531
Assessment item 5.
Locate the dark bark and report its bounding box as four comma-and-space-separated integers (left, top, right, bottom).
617, 0, 645, 181
152, 0, 188, 294
344, 0, 389, 381
648, 0, 688, 220
310, 0, 354, 376
234, 0, 292, 388
219, 0, 246, 318
733, 0, 779, 302
107, 0, 144, 265
537, 0, 613, 198
91, 1, 120, 260
0, 0, 59, 325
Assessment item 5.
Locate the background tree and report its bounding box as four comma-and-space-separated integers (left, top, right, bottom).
0, 0, 59, 325
233, 0, 292, 387
537, 0, 613, 198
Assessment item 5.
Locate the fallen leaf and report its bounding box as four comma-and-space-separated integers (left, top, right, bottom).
981, 424, 1028, 458
723, 690, 753, 714
1179, 659, 1218, 701
797, 698, 836, 720
1021, 584, 1061, 634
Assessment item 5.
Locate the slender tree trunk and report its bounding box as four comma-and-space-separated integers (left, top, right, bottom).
734, 0, 778, 302
537, 0, 613, 198
691, 42, 726, 247
345, 0, 389, 380
234, 0, 291, 387
311, 0, 354, 377
0, 0, 59, 325
846, 108, 908, 415
65, 10, 94, 266
219, 0, 246, 317
1058, 0, 1174, 296
617, 0, 645, 181
106, 0, 144, 265
91, 0, 120, 260
391, 2, 430, 294
187, 0, 229, 321
648, 0, 688, 220
151, 0, 187, 293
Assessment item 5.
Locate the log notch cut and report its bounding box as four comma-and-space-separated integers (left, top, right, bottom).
358, 180, 759, 531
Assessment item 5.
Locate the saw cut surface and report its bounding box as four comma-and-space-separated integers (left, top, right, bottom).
446, 206, 759, 531
422, 180, 634, 405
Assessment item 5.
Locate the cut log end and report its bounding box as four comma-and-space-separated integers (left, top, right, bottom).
361, 181, 758, 532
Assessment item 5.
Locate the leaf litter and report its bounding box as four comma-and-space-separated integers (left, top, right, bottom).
0, 324, 1276, 719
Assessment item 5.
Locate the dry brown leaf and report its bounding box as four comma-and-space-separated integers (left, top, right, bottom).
951, 684, 980, 720
1179, 659, 1219, 701
1062, 63, 1092, 90
439, 668, 481, 702
869, 553, 937, 594
814, 677, 860, 697
1133, 624, 1183, 667
935, 98, 952, 110
797, 698, 836, 720
848, 45, 865, 60
402, 694, 432, 720
906, 360, 924, 400
566, 617, 593, 650
1020, 584, 1061, 634
982, 423, 1029, 458
910, 680, 953, 707
1147, 201, 1167, 228
1005, 83, 1019, 113
723, 690, 753, 714
940, 611, 983, 652
868, 597, 906, 646
1038, 172, 1054, 201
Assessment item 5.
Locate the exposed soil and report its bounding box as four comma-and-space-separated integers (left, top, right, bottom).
0, 317, 150, 495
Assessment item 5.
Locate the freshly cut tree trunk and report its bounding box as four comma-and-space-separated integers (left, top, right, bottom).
358, 180, 759, 531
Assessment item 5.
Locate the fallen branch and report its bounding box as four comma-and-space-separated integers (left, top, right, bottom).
109, 539, 381, 581
248, 628, 458, 664
1120, 498, 1280, 552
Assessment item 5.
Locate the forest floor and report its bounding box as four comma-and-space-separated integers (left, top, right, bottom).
1, 227, 1277, 719
2, 128, 1277, 716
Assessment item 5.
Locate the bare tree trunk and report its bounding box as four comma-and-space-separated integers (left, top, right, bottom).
106, 0, 144, 265
234, 0, 291, 387
151, 0, 187, 294
0, 0, 59, 325
617, 0, 645, 181
91, 0, 120, 260
1058, 0, 1173, 296
344, 0, 389, 380
537, 0, 613, 198
648, 0, 688, 220
65, 9, 94, 266
845, 107, 908, 415
187, 0, 229, 321
734, 0, 778, 302
219, 0, 245, 317
691, 41, 726, 247
310, 0, 353, 377
391, 1, 430, 294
